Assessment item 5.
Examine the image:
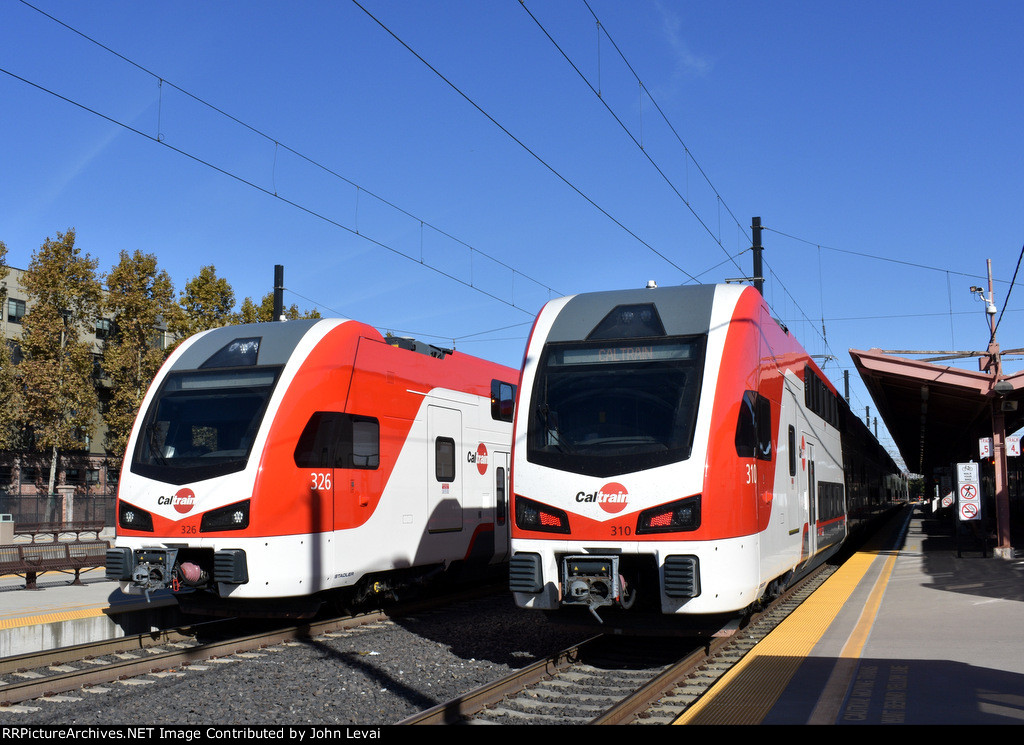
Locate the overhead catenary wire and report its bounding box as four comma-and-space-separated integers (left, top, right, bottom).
351, 0, 702, 284
519, 0, 747, 278
10, 0, 569, 328
516, 0, 863, 355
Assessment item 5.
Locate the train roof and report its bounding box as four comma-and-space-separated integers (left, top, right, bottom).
545, 283, 733, 343
171, 318, 329, 371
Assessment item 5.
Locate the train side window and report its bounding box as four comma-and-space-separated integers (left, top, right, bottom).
294, 413, 335, 468
338, 416, 380, 470
491, 380, 517, 422
435, 437, 456, 482
788, 425, 797, 477
735, 391, 773, 461
496, 466, 507, 525
756, 396, 772, 461
294, 413, 380, 470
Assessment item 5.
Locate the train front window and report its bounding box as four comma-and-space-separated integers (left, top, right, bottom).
131, 367, 281, 484
527, 337, 705, 477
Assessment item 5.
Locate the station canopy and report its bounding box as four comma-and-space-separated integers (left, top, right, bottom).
849, 348, 1024, 476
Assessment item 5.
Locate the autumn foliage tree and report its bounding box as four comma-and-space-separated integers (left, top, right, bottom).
2, 233, 325, 490
18, 229, 102, 496
101, 250, 182, 460
169, 264, 236, 341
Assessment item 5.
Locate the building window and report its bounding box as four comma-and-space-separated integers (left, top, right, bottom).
95, 318, 113, 339
8, 298, 26, 324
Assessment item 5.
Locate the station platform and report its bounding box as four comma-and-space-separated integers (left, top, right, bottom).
0, 570, 181, 658
676, 504, 1024, 725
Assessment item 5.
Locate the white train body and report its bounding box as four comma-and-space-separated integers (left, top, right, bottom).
107, 318, 518, 616
509, 284, 898, 623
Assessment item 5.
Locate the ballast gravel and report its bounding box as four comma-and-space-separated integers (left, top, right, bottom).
0, 593, 585, 726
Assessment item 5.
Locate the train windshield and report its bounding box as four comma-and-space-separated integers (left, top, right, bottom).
131, 367, 282, 485
527, 337, 705, 477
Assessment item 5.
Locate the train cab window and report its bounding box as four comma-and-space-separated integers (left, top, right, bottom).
435, 437, 456, 482
294, 413, 380, 470
735, 391, 773, 461
132, 366, 281, 485
526, 336, 705, 478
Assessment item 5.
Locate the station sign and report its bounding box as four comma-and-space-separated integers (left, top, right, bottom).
956, 461, 981, 522
979, 438, 992, 458
978, 435, 1020, 458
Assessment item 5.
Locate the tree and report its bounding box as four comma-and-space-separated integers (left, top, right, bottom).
169, 265, 235, 341
18, 229, 102, 496
0, 239, 23, 449
101, 250, 181, 460
236, 292, 321, 323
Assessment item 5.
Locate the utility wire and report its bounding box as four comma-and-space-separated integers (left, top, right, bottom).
518, 1, 844, 350
351, 0, 700, 283
764, 224, 1015, 284
14, 0, 563, 316
519, 0, 746, 276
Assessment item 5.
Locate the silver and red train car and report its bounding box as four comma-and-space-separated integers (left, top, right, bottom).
106, 318, 518, 616
508, 283, 903, 625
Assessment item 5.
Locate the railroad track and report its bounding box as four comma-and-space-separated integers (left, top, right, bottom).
0, 613, 386, 708
0, 584, 498, 709
400, 563, 837, 725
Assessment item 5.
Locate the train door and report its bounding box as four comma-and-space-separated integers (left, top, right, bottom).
493, 450, 511, 561
801, 435, 818, 558
427, 405, 463, 533
802, 435, 819, 556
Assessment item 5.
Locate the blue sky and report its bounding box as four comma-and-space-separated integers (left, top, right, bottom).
2, 1, 1023, 468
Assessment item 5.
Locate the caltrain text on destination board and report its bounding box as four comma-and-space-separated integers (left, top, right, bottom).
599, 345, 655, 362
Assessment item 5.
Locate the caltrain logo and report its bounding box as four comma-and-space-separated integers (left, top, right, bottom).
576, 482, 629, 514
158, 488, 197, 514
468, 443, 489, 475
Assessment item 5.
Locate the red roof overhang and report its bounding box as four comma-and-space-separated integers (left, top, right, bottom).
849, 348, 1024, 476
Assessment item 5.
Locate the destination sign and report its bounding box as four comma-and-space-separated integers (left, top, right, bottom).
554, 342, 696, 366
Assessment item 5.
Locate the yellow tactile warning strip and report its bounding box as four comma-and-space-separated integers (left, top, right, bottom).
674, 512, 907, 725
806, 551, 897, 723
0, 605, 108, 631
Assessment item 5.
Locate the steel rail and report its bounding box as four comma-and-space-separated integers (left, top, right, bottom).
397, 634, 604, 724
0, 609, 392, 706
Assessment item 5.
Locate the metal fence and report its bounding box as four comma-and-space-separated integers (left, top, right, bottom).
0, 492, 116, 526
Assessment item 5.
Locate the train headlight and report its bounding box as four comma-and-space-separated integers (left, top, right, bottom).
118, 501, 154, 532
636, 495, 701, 534
515, 495, 570, 534
200, 500, 251, 532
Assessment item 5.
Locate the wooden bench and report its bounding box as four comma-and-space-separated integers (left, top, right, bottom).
13, 520, 106, 543
0, 540, 110, 589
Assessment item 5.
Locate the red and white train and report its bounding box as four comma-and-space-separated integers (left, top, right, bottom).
106, 318, 518, 617
509, 283, 903, 625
